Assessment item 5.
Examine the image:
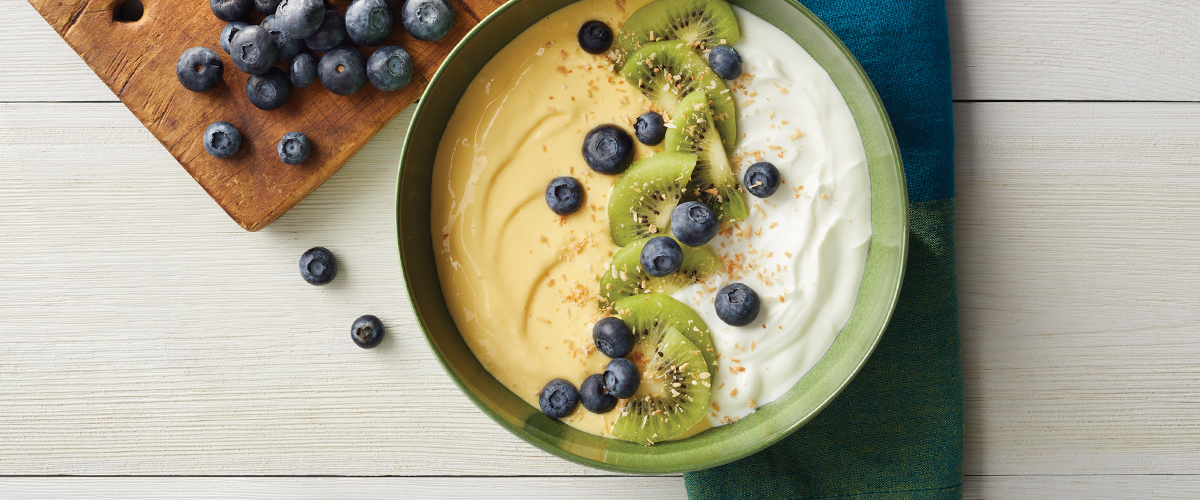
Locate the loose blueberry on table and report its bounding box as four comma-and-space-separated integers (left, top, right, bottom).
346, 0, 395, 46
366, 46, 414, 92
539, 379, 580, 419
603, 358, 640, 399
290, 52, 318, 88
592, 317, 634, 358
176, 47, 224, 93
579, 374, 617, 413
576, 20, 612, 55
640, 236, 684, 277
203, 121, 242, 159
210, 0, 253, 22
230, 25, 279, 75
671, 201, 718, 246
278, 132, 313, 165
582, 125, 633, 174
299, 246, 337, 285
318, 46, 368, 96
744, 161, 781, 198
402, 0, 456, 42
707, 45, 742, 80
714, 283, 760, 327
246, 67, 292, 110
634, 112, 666, 146
544, 176, 584, 216
351, 314, 385, 349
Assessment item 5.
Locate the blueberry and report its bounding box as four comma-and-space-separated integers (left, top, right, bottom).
278, 131, 313, 165
254, 0, 282, 16
318, 46, 368, 96
603, 358, 639, 399
261, 15, 304, 61
579, 374, 617, 413
634, 112, 665, 146
544, 176, 584, 216
274, 0, 325, 38
230, 25, 278, 75
220, 22, 248, 54
351, 314, 385, 349
640, 236, 683, 277
346, 0, 395, 46
577, 20, 612, 55
592, 317, 633, 358
744, 161, 781, 198
671, 201, 718, 247
210, 0, 253, 22
402, 0, 455, 42
539, 379, 580, 419
203, 121, 242, 159
299, 246, 337, 285
290, 52, 318, 88
582, 125, 633, 174
246, 67, 291, 110
305, 10, 346, 52
714, 283, 760, 327
366, 45, 413, 91
176, 47, 224, 93
707, 45, 742, 80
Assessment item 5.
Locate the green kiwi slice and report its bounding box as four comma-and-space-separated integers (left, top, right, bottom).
608, 152, 697, 247
598, 236, 721, 309
610, 326, 711, 445
620, 42, 737, 152
616, 0, 742, 59
612, 293, 717, 375
666, 91, 749, 222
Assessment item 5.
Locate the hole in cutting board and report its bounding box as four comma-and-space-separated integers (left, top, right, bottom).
114, 0, 144, 22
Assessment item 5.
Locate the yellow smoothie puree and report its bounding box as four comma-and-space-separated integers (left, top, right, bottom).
431, 0, 659, 436
430, 0, 873, 439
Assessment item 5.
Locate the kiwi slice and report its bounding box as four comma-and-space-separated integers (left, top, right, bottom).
610, 326, 711, 445
612, 293, 717, 375
616, 0, 742, 59
620, 42, 737, 152
608, 152, 697, 247
666, 91, 749, 222
598, 237, 720, 308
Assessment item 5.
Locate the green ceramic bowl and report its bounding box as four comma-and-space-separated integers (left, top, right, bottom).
396, 0, 907, 473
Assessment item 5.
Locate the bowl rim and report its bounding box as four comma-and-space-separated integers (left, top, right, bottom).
396, 0, 908, 473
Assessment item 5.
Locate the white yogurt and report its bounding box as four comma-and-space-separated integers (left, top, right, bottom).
671, 8, 873, 425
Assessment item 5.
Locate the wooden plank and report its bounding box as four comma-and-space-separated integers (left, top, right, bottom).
3, 102, 1200, 475
964, 475, 1200, 499
0, 477, 688, 499
20, 0, 502, 231
8, 0, 1200, 103
956, 101, 1200, 475
946, 0, 1200, 101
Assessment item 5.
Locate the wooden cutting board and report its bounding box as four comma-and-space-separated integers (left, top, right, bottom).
29, 0, 503, 231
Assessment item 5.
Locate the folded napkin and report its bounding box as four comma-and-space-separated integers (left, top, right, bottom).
684, 1, 962, 498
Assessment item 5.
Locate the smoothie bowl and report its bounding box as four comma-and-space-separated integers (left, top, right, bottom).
397, 0, 907, 472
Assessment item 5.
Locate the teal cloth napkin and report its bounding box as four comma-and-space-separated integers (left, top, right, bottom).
684, 1, 962, 498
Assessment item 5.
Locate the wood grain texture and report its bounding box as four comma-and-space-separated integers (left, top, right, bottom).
0, 477, 688, 499
956, 101, 1200, 475
24, 0, 502, 231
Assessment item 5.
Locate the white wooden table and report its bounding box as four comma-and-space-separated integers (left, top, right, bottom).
3, 0, 1199, 497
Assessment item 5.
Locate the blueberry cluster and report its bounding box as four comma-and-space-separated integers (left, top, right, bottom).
184, 0, 457, 161
539, 317, 640, 419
